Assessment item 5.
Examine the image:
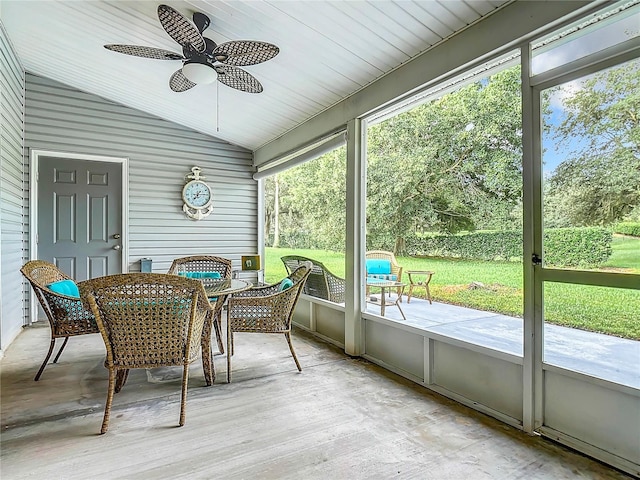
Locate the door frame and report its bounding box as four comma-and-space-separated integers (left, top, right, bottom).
527, 42, 640, 475
28, 149, 129, 324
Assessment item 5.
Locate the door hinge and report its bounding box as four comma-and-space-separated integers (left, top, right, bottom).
532, 253, 542, 266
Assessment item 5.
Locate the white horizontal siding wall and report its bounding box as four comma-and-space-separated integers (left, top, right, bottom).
23, 73, 257, 323
0, 22, 26, 353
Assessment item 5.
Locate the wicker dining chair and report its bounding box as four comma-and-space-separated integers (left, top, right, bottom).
79, 273, 212, 434
365, 250, 404, 300
167, 255, 232, 355
281, 255, 346, 303
226, 261, 313, 383
20, 260, 99, 381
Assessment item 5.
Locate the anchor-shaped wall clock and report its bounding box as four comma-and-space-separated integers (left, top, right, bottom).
182, 166, 213, 220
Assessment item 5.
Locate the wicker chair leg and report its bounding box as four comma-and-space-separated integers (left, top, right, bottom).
179, 365, 189, 427
285, 332, 302, 372
101, 368, 117, 434
213, 312, 224, 355
34, 338, 56, 381
52, 336, 69, 363
114, 369, 129, 393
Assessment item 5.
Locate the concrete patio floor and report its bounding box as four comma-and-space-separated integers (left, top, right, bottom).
364, 294, 640, 389
1, 320, 634, 479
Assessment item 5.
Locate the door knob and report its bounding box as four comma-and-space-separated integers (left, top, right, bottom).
113, 245, 121, 251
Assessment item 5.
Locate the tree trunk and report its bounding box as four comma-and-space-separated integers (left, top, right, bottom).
273, 174, 281, 248
395, 236, 405, 256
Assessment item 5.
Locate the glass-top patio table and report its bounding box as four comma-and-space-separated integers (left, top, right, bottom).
200, 278, 252, 385
366, 279, 406, 320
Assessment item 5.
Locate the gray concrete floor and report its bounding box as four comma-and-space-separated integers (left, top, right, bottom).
1, 319, 635, 479
366, 294, 640, 389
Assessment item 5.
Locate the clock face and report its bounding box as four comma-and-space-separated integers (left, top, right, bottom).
183, 180, 212, 209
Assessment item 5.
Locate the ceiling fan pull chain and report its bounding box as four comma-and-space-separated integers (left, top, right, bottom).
217, 81, 220, 132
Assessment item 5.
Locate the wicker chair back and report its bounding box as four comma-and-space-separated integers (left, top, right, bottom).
79, 273, 212, 433
281, 255, 345, 303
20, 260, 98, 380
167, 255, 232, 278
167, 255, 232, 355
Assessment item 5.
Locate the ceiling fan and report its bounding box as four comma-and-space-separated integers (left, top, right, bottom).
104, 4, 279, 93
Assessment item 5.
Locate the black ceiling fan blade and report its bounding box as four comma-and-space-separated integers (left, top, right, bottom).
192, 11, 211, 34
214, 65, 263, 93
212, 41, 279, 66
104, 44, 184, 60
169, 69, 197, 92
157, 4, 206, 53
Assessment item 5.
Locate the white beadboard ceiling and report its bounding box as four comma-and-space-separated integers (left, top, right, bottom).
1, 0, 511, 151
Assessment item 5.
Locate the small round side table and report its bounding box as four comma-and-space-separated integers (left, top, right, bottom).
406, 270, 435, 304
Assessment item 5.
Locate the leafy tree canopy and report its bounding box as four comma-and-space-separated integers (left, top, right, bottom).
545, 60, 640, 226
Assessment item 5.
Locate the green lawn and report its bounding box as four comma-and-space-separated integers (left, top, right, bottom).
265, 245, 640, 340
603, 235, 640, 273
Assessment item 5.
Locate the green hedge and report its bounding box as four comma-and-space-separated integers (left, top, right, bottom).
405, 231, 521, 261
405, 228, 612, 267
543, 228, 612, 267
614, 222, 640, 237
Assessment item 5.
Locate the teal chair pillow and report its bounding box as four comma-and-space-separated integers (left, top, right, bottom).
366, 259, 391, 275
279, 278, 294, 291
47, 279, 80, 298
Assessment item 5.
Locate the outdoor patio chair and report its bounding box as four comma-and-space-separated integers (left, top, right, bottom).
20, 260, 99, 381
79, 273, 212, 434
281, 255, 346, 303
225, 261, 313, 383
365, 250, 404, 301
167, 255, 232, 355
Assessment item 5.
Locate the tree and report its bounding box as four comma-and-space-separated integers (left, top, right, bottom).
544, 60, 640, 226
366, 65, 523, 250
266, 66, 526, 253
264, 148, 346, 251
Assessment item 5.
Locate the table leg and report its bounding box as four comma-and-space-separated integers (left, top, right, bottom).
212, 298, 226, 355
425, 273, 433, 304
380, 287, 386, 316
202, 296, 227, 386
407, 283, 414, 303
395, 285, 407, 320
201, 311, 214, 386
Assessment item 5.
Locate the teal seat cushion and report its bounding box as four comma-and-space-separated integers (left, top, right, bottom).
279, 278, 294, 291
366, 259, 391, 275
47, 279, 80, 298
179, 271, 221, 279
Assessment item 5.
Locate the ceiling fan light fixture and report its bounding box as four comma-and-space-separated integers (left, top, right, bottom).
182, 61, 217, 84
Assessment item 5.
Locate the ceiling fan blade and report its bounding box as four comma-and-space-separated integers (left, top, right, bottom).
212, 41, 279, 66
169, 69, 197, 92
214, 65, 263, 93
157, 4, 206, 53
192, 12, 210, 34
104, 44, 184, 60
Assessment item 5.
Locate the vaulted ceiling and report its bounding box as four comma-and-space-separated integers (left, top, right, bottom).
1, 0, 513, 151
